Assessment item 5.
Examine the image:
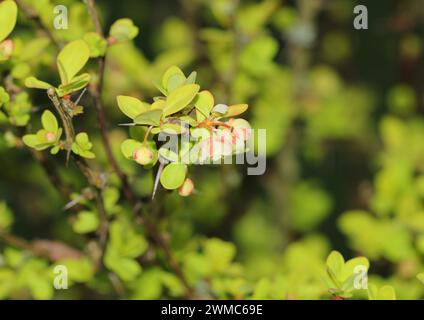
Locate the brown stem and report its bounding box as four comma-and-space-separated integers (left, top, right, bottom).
86, 0, 104, 37
84, 0, 195, 298
47, 89, 109, 269
85, 0, 138, 218
0, 232, 85, 262
47, 88, 74, 165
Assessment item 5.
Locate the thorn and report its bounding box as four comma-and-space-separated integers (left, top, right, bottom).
75, 88, 87, 106
118, 123, 137, 126
152, 162, 165, 200
63, 195, 83, 211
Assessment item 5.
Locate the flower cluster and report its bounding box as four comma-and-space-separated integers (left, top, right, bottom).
118, 66, 252, 197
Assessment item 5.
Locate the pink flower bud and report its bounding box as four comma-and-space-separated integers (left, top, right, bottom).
231, 119, 251, 141
215, 129, 234, 156
45, 132, 56, 143
133, 146, 154, 165
0, 40, 14, 58
178, 178, 194, 197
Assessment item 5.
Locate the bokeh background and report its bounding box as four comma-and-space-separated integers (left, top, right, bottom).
1, 0, 424, 299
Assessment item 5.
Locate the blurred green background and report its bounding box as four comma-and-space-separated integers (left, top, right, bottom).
1, 0, 424, 299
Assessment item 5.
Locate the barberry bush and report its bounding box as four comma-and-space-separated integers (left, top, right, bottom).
0, 0, 424, 300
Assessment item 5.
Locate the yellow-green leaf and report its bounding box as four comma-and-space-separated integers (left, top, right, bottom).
0, 0, 18, 42
73, 211, 99, 234
25, 77, 52, 90
57, 40, 90, 85
194, 90, 214, 122
41, 110, 58, 133
109, 18, 139, 42
222, 104, 248, 118
326, 251, 345, 280
160, 163, 187, 190
57, 73, 91, 97
134, 109, 162, 126
117, 95, 149, 119
163, 84, 199, 117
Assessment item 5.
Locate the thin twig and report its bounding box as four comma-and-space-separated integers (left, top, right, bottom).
47, 88, 110, 269
47, 88, 74, 165
84, 0, 195, 297
85, 0, 138, 214
0, 232, 85, 262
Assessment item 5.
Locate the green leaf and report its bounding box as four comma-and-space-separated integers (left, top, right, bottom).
57, 40, 90, 85
158, 147, 179, 163
57, 73, 91, 97
369, 285, 396, 300
160, 123, 185, 134
340, 273, 358, 292
41, 110, 58, 133
131, 268, 163, 299
204, 238, 236, 273
150, 99, 166, 110
163, 84, 200, 117
0, 86, 10, 106
133, 109, 162, 126
418, 273, 424, 284
160, 163, 187, 190
160, 271, 185, 297
377, 285, 396, 300
72, 132, 95, 159
73, 211, 99, 234
167, 74, 186, 93
11, 63, 30, 80
50, 145, 60, 155
76, 132, 90, 147
22, 134, 41, 149
109, 219, 148, 258
326, 251, 345, 281
103, 187, 121, 215
194, 90, 214, 122
0, 202, 13, 230
57, 258, 94, 283
25, 77, 53, 90
117, 95, 149, 119
105, 252, 141, 282
342, 257, 369, 282
0, 0, 18, 42
367, 284, 378, 300
185, 71, 197, 84
104, 219, 148, 281
162, 66, 185, 86
0, 111, 7, 123
83, 32, 107, 58
222, 104, 248, 118
180, 115, 198, 127
161, 66, 185, 93
326, 267, 342, 290
109, 18, 139, 42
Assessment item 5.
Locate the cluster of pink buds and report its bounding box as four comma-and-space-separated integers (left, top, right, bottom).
197, 118, 252, 162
